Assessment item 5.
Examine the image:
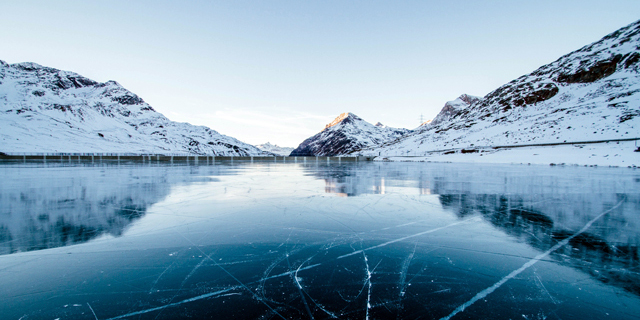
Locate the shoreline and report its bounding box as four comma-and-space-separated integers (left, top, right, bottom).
373, 140, 639, 168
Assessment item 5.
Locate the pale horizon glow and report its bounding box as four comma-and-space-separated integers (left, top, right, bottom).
1, 1, 639, 147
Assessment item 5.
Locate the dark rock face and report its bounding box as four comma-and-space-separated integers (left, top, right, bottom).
513, 83, 559, 106
557, 55, 622, 83
458, 94, 482, 105
112, 94, 144, 105
53, 74, 98, 90
290, 131, 360, 156
67, 76, 98, 88
624, 52, 640, 68
429, 94, 483, 126
482, 81, 560, 111
438, 104, 458, 118
53, 104, 72, 112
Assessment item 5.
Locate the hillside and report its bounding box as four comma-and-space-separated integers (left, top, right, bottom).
364, 20, 640, 162
0, 61, 267, 155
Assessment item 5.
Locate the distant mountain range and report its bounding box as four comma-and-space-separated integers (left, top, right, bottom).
290, 20, 639, 158
254, 142, 294, 156
0, 61, 268, 155
2, 19, 638, 158
289, 112, 409, 156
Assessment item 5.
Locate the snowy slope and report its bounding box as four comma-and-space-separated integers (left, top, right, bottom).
290, 112, 409, 156
254, 142, 294, 156
366, 20, 640, 157
0, 61, 267, 155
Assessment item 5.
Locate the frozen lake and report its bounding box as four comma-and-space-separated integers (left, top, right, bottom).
0, 161, 639, 319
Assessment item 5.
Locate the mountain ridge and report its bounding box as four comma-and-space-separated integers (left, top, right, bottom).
364, 19, 640, 156
255, 142, 294, 156
0, 60, 267, 155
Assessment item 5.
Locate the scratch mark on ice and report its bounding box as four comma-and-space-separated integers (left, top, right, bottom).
87, 302, 98, 320
534, 272, 558, 305
149, 259, 179, 294
180, 256, 207, 287
380, 221, 418, 231
432, 288, 451, 294
440, 198, 624, 320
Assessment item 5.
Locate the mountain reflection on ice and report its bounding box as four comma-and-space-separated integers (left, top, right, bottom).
0, 164, 222, 255
320, 163, 640, 297
0, 161, 638, 320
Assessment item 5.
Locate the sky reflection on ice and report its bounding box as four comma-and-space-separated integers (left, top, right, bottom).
0, 161, 638, 319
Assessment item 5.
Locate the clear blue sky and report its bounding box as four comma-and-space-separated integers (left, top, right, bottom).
1, 1, 639, 147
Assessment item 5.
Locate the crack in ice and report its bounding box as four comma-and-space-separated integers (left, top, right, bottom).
293, 257, 315, 320
180, 234, 288, 320
87, 302, 98, 320
361, 255, 382, 320
105, 287, 241, 320
398, 244, 416, 298
295, 258, 339, 319
363, 252, 372, 320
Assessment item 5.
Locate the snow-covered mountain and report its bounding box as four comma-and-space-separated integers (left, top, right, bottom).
254, 142, 294, 156
366, 19, 640, 156
0, 61, 267, 155
290, 112, 410, 156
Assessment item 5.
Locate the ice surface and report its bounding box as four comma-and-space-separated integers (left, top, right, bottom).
0, 161, 639, 319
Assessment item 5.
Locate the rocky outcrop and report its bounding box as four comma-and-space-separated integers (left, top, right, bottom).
429, 94, 482, 126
